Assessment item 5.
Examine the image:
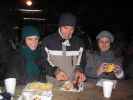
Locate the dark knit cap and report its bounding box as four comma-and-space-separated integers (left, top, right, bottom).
96, 30, 114, 43
21, 25, 40, 38
59, 13, 77, 26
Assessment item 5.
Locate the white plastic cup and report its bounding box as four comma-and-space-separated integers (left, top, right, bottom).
42, 91, 53, 100
4, 78, 16, 95
102, 80, 113, 98
41, 96, 53, 100
22, 92, 33, 100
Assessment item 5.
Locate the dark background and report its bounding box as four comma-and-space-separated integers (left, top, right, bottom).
0, 0, 133, 45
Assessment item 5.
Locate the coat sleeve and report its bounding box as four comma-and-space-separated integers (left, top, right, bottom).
75, 38, 86, 72
0, 33, 11, 84
41, 40, 58, 77
85, 50, 97, 78
113, 56, 124, 79
5, 52, 20, 79
5, 51, 29, 85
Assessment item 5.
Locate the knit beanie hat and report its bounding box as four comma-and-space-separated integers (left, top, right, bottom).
59, 13, 77, 26
21, 25, 40, 38
96, 30, 114, 43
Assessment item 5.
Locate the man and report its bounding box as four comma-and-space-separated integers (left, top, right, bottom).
41, 13, 86, 85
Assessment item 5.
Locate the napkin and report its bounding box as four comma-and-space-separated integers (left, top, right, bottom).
96, 79, 117, 89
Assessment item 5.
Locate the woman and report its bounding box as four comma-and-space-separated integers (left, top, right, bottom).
85, 30, 124, 81
5, 25, 45, 85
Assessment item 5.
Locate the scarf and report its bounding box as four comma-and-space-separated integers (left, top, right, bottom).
20, 45, 41, 79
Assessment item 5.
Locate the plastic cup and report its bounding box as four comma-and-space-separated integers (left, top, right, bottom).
102, 80, 113, 98
22, 92, 33, 100
42, 91, 53, 100
4, 78, 16, 95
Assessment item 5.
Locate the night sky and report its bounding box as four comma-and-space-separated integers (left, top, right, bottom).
0, 0, 133, 42
47, 0, 133, 42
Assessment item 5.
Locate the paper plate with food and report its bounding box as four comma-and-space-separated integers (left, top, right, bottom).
23, 82, 53, 92
18, 82, 53, 100
60, 81, 84, 92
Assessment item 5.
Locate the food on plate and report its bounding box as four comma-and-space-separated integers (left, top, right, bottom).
62, 81, 74, 90
33, 95, 41, 100
25, 82, 53, 91
104, 64, 115, 72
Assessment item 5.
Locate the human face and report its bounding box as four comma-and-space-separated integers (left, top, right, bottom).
98, 37, 111, 52
25, 36, 39, 51
60, 26, 75, 39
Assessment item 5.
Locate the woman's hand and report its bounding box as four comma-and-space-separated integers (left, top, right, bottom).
97, 63, 108, 76
113, 65, 122, 74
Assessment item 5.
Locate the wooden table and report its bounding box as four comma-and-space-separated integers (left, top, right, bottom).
15, 80, 133, 100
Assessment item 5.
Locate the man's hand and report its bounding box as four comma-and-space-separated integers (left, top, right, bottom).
55, 70, 68, 81
73, 70, 86, 84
